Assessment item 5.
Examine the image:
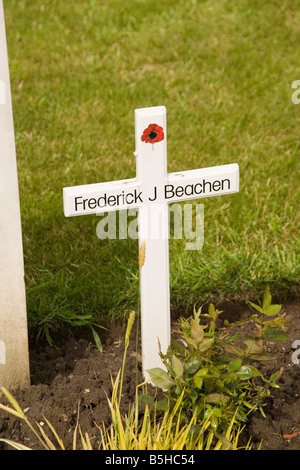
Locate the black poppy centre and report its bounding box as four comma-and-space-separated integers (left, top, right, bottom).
148, 131, 158, 140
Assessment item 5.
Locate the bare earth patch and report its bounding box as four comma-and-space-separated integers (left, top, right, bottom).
1, 299, 300, 450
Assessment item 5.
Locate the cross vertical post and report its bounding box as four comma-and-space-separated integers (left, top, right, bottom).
134, 107, 170, 379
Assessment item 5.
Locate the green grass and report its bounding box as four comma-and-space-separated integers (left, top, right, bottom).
3, 0, 300, 335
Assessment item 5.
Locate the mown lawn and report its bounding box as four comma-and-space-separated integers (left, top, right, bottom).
3, 0, 300, 336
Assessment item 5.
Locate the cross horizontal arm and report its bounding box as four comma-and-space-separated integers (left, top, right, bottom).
63, 177, 141, 217
165, 163, 239, 203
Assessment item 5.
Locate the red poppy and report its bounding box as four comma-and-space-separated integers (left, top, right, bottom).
141, 123, 164, 144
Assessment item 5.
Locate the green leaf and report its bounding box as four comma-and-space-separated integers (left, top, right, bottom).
248, 301, 264, 314
156, 399, 168, 411
212, 407, 222, 418
190, 321, 204, 343
171, 338, 185, 357
138, 394, 154, 405
214, 432, 232, 449
189, 388, 198, 404
224, 372, 238, 382
243, 400, 257, 410
208, 303, 215, 317
184, 358, 201, 374
221, 342, 244, 358
90, 326, 103, 352
147, 368, 175, 390
194, 376, 203, 389
227, 359, 242, 373
193, 304, 202, 321
194, 367, 208, 387
209, 365, 221, 378
236, 365, 261, 380
206, 393, 229, 405
243, 337, 264, 356
210, 413, 219, 429
198, 337, 214, 352
263, 304, 282, 316
194, 367, 209, 377
251, 351, 275, 361
262, 325, 288, 341
262, 287, 272, 309
171, 354, 184, 378
270, 369, 282, 381
208, 304, 221, 321
242, 338, 273, 360
185, 337, 198, 349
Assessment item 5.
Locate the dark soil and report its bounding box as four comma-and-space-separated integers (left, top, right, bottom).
1, 299, 300, 451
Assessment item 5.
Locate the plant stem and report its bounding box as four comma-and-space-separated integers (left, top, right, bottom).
119, 311, 135, 407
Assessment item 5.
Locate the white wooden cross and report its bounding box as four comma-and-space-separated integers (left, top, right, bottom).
63, 106, 239, 381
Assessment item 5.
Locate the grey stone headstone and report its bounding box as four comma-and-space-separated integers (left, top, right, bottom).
0, 0, 30, 391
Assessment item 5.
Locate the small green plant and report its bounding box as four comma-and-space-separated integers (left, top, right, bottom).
246, 287, 288, 341
99, 371, 251, 450
147, 288, 287, 440
33, 308, 105, 352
